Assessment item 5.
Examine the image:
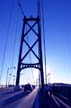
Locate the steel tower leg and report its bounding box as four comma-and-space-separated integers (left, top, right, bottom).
15, 16, 44, 90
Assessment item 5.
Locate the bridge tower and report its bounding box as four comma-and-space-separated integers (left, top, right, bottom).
15, 16, 44, 89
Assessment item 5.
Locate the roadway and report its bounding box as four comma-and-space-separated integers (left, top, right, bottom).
0, 87, 39, 108
0, 87, 71, 108
44, 91, 71, 108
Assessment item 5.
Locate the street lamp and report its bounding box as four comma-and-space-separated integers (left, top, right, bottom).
8, 73, 12, 86
47, 73, 50, 84
6, 68, 9, 87
13, 75, 15, 86
6, 67, 16, 87
10, 67, 16, 85
20, 73, 24, 85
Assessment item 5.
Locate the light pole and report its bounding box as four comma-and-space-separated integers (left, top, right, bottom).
47, 73, 50, 84
20, 73, 24, 85
6, 68, 9, 87
6, 67, 16, 87
10, 67, 16, 86
8, 73, 11, 86
13, 75, 15, 86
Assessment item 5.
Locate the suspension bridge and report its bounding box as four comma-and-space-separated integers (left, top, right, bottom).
0, 0, 71, 108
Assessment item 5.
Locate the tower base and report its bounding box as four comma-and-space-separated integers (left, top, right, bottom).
14, 85, 22, 91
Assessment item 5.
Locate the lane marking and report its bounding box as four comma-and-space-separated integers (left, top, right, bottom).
55, 95, 71, 108
19, 87, 39, 108
55, 93, 69, 101
52, 94, 60, 107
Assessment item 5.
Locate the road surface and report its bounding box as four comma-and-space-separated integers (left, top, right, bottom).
44, 91, 71, 108
0, 87, 39, 108
0, 87, 71, 108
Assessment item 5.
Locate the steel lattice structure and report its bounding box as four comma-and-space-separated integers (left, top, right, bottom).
16, 16, 44, 88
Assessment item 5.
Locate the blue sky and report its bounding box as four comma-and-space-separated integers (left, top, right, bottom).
0, 0, 71, 85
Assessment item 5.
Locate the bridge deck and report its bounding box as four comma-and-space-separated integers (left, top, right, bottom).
0, 87, 71, 108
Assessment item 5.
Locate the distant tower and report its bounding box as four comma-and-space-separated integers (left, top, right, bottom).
15, 16, 44, 89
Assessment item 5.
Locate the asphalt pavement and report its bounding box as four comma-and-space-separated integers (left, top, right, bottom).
0, 87, 71, 108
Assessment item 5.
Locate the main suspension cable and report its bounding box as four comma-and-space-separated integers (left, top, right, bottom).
0, 0, 14, 85
17, 0, 25, 17
37, 0, 41, 17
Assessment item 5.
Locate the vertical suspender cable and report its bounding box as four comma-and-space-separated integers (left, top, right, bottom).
37, 0, 47, 84
37, 0, 41, 86
37, 0, 46, 86
10, 3, 19, 85
37, 0, 43, 86
41, 0, 47, 84
0, 0, 14, 85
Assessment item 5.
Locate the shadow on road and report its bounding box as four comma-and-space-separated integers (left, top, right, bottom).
1, 91, 16, 95
3, 91, 30, 105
